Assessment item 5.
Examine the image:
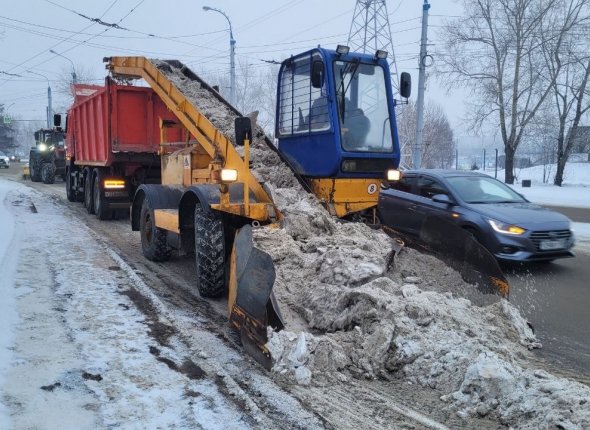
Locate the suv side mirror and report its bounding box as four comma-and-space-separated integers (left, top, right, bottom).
400, 72, 411, 98
432, 194, 453, 205
311, 60, 325, 89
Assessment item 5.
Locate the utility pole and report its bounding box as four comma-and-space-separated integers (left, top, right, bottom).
27, 70, 52, 128
203, 6, 236, 106
413, 0, 430, 169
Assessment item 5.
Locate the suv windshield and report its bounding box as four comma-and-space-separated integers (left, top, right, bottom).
334, 60, 392, 153
447, 176, 527, 204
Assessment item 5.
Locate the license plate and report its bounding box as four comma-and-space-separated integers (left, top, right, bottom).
539, 239, 566, 250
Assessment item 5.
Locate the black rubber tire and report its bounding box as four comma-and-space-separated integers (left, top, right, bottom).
30, 154, 42, 182
194, 204, 226, 298
84, 168, 95, 214
140, 197, 171, 262
93, 170, 112, 220
41, 163, 56, 184
65, 166, 76, 202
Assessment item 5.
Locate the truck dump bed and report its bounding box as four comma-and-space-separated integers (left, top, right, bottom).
67, 80, 184, 166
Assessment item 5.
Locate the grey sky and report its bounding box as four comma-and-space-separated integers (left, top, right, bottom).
0, 0, 465, 129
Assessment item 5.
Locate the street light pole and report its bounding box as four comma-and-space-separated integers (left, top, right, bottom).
49, 49, 77, 84
203, 6, 236, 106
27, 70, 52, 128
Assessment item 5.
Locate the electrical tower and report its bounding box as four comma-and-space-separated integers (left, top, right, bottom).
347, 0, 413, 166
347, 0, 400, 91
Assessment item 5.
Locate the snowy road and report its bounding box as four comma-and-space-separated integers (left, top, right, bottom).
0, 173, 461, 429
2, 167, 590, 429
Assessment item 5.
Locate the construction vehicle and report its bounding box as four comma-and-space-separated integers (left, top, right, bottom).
63, 47, 507, 369
63, 82, 185, 219
29, 127, 66, 184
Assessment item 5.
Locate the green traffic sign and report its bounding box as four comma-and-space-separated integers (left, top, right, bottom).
3, 115, 11, 124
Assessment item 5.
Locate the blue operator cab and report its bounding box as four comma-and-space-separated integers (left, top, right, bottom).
275, 46, 409, 181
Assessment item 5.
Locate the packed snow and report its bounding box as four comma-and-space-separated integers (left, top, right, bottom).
0, 180, 258, 429
488, 162, 590, 208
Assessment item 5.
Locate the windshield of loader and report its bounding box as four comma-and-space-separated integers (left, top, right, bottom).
334, 60, 393, 153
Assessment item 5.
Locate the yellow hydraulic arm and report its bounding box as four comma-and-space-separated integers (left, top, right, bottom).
106, 56, 277, 222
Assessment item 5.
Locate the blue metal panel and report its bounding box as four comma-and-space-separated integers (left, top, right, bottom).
276, 47, 401, 179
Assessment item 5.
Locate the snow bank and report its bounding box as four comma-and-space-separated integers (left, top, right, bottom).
153, 61, 590, 428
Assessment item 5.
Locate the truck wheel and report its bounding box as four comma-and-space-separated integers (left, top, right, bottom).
140, 197, 171, 262
84, 168, 95, 214
93, 170, 113, 220
194, 204, 226, 298
41, 163, 56, 184
65, 166, 76, 202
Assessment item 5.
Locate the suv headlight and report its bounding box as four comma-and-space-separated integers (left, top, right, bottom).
488, 219, 526, 235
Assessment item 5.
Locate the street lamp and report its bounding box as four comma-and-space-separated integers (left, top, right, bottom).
203, 6, 236, 106
49, 49, 78, 84
27, 70, 53, 128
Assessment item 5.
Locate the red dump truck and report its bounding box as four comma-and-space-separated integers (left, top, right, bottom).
64, 79, 186, 219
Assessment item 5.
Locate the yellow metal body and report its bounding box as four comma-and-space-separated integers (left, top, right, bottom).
107, 57, 279, 224
154, 209, 180, 234
310, 178, 383, 218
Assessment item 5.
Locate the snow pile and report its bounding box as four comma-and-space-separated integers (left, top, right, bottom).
153, 60, 590, 428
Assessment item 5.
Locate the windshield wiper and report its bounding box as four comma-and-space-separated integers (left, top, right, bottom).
338, 59, 361, 119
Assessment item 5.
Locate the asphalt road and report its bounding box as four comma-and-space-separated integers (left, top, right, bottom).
503, 197, 590, 384
2, 162, 589, 385
544, 205, 590, 223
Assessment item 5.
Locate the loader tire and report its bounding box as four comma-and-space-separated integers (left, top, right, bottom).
30, 155, 42, 182
140, 197, 171, 262
194, 204, 225, 298
41, 163, 56, 184
93, 169, 113, 220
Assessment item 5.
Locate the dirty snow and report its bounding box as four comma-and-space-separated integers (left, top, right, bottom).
0, 180, 256, 429
151, 61, 590, 429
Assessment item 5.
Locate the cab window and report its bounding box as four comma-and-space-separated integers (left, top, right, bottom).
278, 52, 330, 135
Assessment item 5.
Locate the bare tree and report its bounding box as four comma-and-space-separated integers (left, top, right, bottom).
397, 100, 456, 169
54, 65, 97, 101
438, 0, 575, 184
540, 0, 590, 185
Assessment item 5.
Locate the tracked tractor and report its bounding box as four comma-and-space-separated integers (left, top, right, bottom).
97, 48, 507, 369
30, 126, 66, 184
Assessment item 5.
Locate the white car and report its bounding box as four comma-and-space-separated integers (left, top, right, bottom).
0, 151, 10, 169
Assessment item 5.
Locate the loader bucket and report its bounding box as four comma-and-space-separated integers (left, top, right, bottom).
228, 225, 284, 370
418, 215, 510, 299
384, 215, 509, 302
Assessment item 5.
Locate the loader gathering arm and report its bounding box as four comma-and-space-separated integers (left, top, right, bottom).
106, 56, 276, 221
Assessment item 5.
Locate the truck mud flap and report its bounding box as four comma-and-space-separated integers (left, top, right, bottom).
228, 225, 284, 370
385, 215, 509, 300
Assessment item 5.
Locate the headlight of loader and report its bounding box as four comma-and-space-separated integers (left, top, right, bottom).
386, 169, 401, 181
220, 168, 238, 183
488, 219, 526, 235
38, 143, 48, 151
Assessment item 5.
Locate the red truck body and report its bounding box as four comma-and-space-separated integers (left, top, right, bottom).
67, 80, 182, 167
64, 79, 186, 218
